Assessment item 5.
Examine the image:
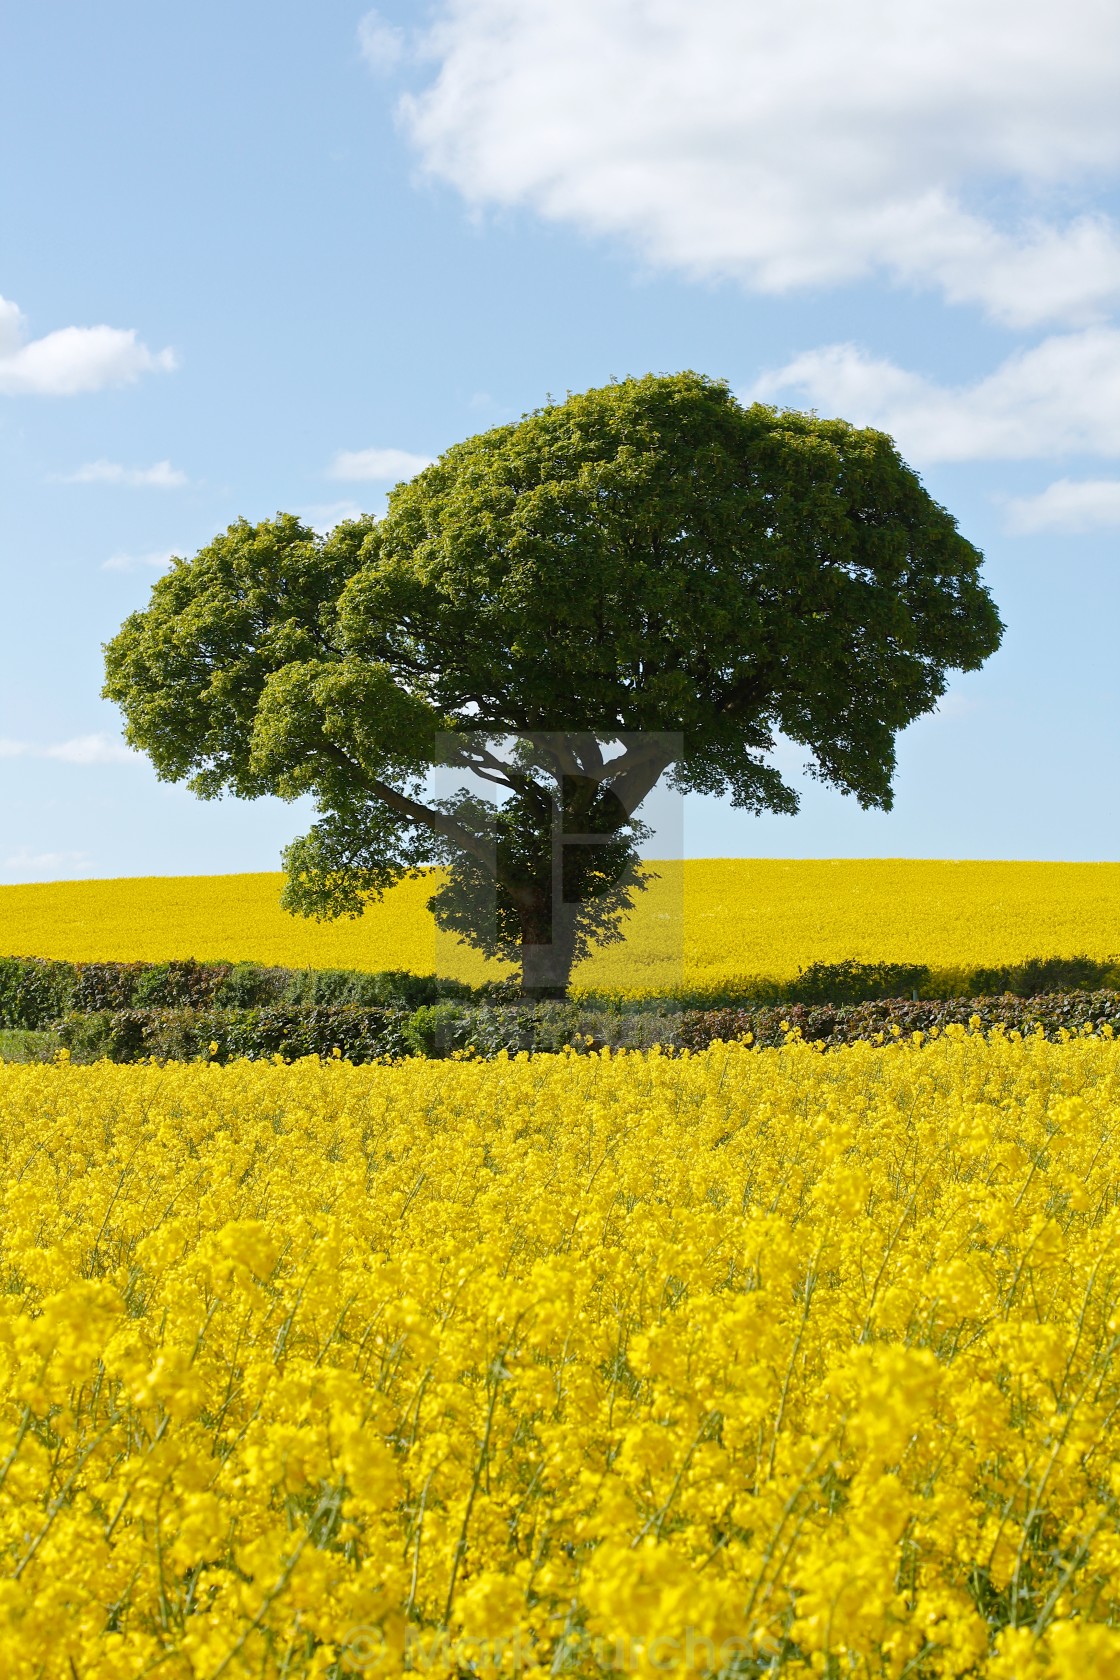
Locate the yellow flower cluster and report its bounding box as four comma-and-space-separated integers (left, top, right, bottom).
2, 858, 1120, 992
3, 1032, 1120, 1675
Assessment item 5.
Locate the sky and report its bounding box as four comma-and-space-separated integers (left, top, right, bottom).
1, 0, 1119, 882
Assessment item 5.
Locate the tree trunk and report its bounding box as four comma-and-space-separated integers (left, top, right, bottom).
518, 896, 576, 1001
519, 938, 575, 1001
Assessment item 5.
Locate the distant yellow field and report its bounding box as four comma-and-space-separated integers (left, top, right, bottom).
2, 859, 1119, 991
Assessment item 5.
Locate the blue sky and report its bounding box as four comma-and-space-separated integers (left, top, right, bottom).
1, 0, 1118, 882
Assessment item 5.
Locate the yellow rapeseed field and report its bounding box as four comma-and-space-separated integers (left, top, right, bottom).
2, 860, 1120, 992
3, 1032, 1120, 1676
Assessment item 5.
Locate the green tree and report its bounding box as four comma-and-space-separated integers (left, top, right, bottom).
103, 372, 1003, 998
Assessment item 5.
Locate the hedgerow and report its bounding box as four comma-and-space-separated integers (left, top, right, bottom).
676, 989, 1120, 1051
33, 988, 1120, 1065
5, 952, 1120, 1031
0, 956, 477, 1030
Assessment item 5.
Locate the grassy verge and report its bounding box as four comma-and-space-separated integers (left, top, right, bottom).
0, 1028, 59, 1063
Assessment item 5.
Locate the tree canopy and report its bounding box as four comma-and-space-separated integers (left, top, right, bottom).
103, 371, 1003, 996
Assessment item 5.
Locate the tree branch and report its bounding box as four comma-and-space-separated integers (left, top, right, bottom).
316, 740, 497, 872
603, 737, 679, 816
718, 661, 779, 719
443, 740, 553, 823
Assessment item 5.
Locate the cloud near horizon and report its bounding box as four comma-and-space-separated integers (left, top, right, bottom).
0, 849, 94, 877
0, 295, 176, 395
398, 0, 1120, 327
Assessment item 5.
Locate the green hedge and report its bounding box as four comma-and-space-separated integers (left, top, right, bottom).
53, 1000, 684, 1065
676, 990, 1120, 1052
8, 952, 1120, 1063
0, 957, 479, 1029
6, 953, 1120, 1032
0, 958, 77, 1030
41, 989, 1120, 1066
56, 1005, 413, 1064
664, 956, 1120, 1009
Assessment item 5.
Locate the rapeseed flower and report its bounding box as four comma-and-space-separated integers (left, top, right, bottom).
0, 1036, 1118, 1673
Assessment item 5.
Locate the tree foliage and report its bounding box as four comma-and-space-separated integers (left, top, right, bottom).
103, 372, 1003, 995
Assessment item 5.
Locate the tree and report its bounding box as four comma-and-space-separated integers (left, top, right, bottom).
103, 372, 1003, 997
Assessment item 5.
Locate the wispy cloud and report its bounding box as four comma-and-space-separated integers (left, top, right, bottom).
0, 293, 177, 395
102, 548, 176, 573
0, 848, 94, 876
932, 692, 981, 722
358, 8, 407, 74
752, 328, 1120, 463
61, 459, 188, 488
327, 446, 433, 482
1005, 478, 1120, 533
0, 733, 138, 765
299, 499, 370, 533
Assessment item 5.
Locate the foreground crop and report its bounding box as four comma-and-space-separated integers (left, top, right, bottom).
2, 1038, 1120, 1676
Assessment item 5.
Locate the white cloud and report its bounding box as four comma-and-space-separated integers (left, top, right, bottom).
932, 692, 980, 722
0, 733, 138, 765
46, 735, 137, 766
327, 446, 433, 481
400, 0, 1120, 325
299, 499, 370, 533
62, 459, 188, 488
358, 8, 406, 73
1005, 478, 1120, 533
0, 849, 93, 877
751, 328, 1120, 462
102, 549, 176, 573
0, 294, 177, 395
